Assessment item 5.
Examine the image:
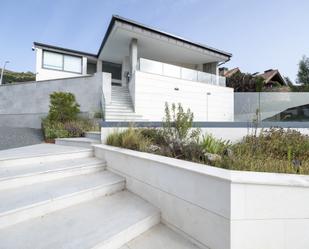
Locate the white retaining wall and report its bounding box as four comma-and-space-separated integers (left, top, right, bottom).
94, 144, 309, 249
133, 71, 234, 121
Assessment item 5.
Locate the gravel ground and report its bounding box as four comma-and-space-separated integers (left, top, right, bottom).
0, 127, 44, 151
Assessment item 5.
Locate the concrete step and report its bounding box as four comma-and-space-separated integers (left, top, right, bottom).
106, 112, 142, 116
106, 114, 144, 119
105, 110, 136, 116
120, 224, 202, 249
0, 171, 125, 228
0, 157, 106, 190
106, 118, 148, 122
109, 103, 133, 108
106, 105, 134, 111
85, 131, 101, 141
0, 144, 93, 167
55, 137, 100, 148
0, 191, 160, 249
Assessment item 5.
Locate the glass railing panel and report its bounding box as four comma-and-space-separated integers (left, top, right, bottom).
181, 67, 198, 81
260, 92, 309, 122
163, 63, 181, 78
197, 71, 212, 84
218, 76, 225, 87
139, 58, 163, 75
234, 93, 260, 122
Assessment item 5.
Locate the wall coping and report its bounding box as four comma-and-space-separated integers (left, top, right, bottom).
0, 75, 94, 88
94, 144, 309, 187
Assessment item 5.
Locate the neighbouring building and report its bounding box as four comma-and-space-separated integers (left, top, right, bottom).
256, 69, 287, 87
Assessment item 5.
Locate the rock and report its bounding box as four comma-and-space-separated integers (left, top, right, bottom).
148, 144, 161, 152
204, 152, 222, 163
223, 148, 234, 158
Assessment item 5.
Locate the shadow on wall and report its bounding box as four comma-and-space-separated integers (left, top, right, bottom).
0, 127, 43, 150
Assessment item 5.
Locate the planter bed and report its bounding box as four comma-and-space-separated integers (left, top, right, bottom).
94, 144, 309, 249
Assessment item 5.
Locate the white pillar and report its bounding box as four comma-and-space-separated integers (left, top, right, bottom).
82, 57, 87, 75
97, 59, 102, 73
122, 56, 130, 86
129, 38, 138, 76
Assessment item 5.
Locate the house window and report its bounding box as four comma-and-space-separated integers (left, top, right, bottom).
42, 50, 82, 74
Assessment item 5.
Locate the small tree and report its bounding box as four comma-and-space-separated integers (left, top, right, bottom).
47, 92, 80, 122
297, 55, 309, 85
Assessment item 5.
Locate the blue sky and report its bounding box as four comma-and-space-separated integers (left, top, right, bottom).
1, 0, 308, 81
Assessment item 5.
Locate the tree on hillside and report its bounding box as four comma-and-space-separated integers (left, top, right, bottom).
297, 55, 309, 85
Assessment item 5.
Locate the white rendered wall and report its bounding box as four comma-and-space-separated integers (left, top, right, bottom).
133, 71, 234, 121
94, 144, 231, 249
35, 48, 89, 81
94, 144, 309, 249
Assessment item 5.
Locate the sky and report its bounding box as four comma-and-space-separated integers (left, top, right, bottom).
0, 0, 308, 82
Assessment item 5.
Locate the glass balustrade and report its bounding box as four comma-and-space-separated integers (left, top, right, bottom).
139, 58, 226, 86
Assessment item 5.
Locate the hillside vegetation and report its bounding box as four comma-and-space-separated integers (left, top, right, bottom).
1, 69, 35, 84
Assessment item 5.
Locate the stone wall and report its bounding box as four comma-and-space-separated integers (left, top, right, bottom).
0, 74, 102, 128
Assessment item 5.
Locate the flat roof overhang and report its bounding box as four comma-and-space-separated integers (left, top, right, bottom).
98, 16, 232, 65
33, 42, 98, 61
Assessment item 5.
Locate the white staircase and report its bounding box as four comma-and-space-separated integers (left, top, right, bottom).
105, 86, 147, 122
0, 145, 160, 249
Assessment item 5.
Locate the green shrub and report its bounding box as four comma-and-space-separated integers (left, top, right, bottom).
201, 134, 230, 154
139, 128, 166, 146
63, 119, 93, 137
47, 92, 80, 122
42, 117, 93, 140
42, 119, 69, 140
163, 103, 200, 142
106, 128, 151, 151
222, 128, 309, 174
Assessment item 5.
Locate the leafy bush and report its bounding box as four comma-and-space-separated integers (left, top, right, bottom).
42, 118, 93, 140
42, 119, 69, 140
201, 134, 230, 154
140, 128, 165, 146
163, 103, 200, 142
63, 119, 93, 137
47, 92, 80, 122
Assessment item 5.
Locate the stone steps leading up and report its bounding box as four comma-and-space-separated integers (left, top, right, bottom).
0, 171, 124, 228
0, 191, 160, 249
0, 157, 105, 190
0, 144, 93, 167
105, 86, 147, 122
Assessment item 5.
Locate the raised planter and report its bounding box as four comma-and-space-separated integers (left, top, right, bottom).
94, 144, 309, 249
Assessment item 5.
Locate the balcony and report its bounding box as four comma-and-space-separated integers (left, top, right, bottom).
138, 58, 226, 87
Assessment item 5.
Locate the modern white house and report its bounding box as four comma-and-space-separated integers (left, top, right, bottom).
33, 15, 234, 122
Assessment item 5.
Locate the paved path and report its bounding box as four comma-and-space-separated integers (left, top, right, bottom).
0, 127, 43, 151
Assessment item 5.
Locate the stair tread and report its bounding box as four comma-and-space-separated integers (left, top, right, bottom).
0, 157, 104, 181
0, 144, 92, 163
55, 137, 100, 143
121, 224, 201, 249
0, 191, 159, 249
0, 171, 123, 215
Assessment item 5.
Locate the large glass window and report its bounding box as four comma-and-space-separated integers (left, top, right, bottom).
43, 50, 82, 74
43, 51, 63, 70
64, 55, 82, 73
